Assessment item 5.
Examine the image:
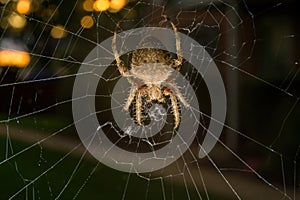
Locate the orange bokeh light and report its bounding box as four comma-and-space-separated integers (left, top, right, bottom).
51, 25, 67, 39
93, 0, 110, 12
0, 50, 31, 68
83, 0, 94, 12
80, 15, 94, 29
8, 13, 27, 29
109, 0, 127, 12
16, 0, 31, 15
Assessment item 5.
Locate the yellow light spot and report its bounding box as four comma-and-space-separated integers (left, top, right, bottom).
51, 25, 67, 39
0, 50, 31, 68
109, 0, 127, 12
83, 0, 94, 12
81, 15, 94, 29
8, 13, 27, 29
16, 0, 31, 15
93, 0, 110, 12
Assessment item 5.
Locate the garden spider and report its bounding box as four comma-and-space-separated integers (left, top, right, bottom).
112, 21, 189, 128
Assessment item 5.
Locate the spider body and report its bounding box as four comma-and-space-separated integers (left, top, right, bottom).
131, 49, 173, 85
113, 22, 189, 128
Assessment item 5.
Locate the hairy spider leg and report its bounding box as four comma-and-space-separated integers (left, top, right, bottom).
124, 84, 138, 111
167, 82, 190, 108
135, 87, 147, 126
112, 26, 127, 76
163, 88, 180, 128
169, 21, 183, 71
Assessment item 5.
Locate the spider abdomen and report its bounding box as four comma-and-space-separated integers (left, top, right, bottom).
131, 64, 173, 84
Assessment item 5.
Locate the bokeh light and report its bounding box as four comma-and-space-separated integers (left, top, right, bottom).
16, 0, 31, 15
0, 50, 31, 68
83, 0, 94, 12
8, 13, 27, 29
109, 0, 127, 12
50, 25, 67, 39
93, 0, 110, 12
80, 15, 94, 29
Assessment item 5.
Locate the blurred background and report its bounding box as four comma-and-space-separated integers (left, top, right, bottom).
0, 0, 299, 199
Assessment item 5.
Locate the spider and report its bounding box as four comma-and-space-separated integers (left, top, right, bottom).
112, 22, 189, 128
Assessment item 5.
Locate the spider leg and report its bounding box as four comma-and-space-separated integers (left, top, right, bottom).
135, 87, 146, 126
112, 25, 127, 76
167, 82, 190, 108
124, 84, 138, 111
163, 88, 180, 128
169, 21, 183, 71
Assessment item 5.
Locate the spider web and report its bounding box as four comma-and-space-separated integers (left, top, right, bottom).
0, 0, 299, 199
